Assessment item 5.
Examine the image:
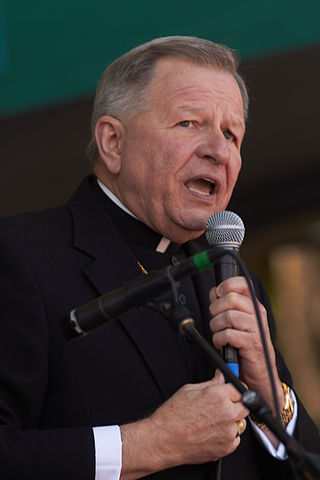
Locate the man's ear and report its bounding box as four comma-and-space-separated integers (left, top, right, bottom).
94, 116, 124, 175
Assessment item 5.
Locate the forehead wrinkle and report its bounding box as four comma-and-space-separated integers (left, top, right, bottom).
146, 61, 244, 127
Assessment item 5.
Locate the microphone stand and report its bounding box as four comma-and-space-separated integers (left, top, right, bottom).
149, 299, 320, 480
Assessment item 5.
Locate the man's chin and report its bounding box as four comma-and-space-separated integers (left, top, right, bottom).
181, 217, 208, 234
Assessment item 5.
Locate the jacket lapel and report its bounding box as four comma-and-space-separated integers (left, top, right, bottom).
68, 177, 190, 399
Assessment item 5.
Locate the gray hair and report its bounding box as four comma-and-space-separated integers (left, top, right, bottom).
87, 36, 249, 163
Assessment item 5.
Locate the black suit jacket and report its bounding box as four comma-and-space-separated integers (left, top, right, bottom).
0, 176, 318, 479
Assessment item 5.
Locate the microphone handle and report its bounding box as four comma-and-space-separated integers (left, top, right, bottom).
214, 248, 239, 377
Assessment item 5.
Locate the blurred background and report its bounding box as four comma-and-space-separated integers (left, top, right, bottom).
0, 0, 319, 427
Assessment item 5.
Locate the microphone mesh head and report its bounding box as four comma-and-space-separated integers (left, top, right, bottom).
205, 210, 245, 247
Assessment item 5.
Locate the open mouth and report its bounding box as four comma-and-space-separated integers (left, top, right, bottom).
185, 178, 216, 197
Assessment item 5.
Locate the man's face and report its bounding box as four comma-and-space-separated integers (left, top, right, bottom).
112, 57, 245, 243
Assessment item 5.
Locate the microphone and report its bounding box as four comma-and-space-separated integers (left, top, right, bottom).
60, 249, 220, 340
205, 210, 245, 377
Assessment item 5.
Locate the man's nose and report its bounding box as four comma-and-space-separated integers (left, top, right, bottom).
195, 130, 230, 165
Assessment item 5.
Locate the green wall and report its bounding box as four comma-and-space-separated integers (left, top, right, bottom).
1, 0, 320, 116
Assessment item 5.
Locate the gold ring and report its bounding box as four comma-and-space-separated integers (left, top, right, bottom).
236, 420, 245, 436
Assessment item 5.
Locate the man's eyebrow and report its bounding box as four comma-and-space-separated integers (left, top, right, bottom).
175, 104, 245, 129
229, 117, 245, 131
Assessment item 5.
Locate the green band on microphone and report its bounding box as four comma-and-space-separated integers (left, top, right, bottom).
193, 251, 211, 271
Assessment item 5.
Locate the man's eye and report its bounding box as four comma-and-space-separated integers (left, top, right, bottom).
177, 120, 193, 128
223, 130, 235, 141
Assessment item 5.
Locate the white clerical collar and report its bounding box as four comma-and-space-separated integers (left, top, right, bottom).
96, 179, 171, 253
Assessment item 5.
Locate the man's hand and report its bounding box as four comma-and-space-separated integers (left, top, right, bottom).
120, 370, 248, 480
209, 277, 284, 416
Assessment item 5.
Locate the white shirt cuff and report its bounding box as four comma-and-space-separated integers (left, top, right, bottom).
93, 425, 122, 480
249, 389, 298, 459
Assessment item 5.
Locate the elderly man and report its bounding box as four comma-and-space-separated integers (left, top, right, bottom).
0, 36, 318, 480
